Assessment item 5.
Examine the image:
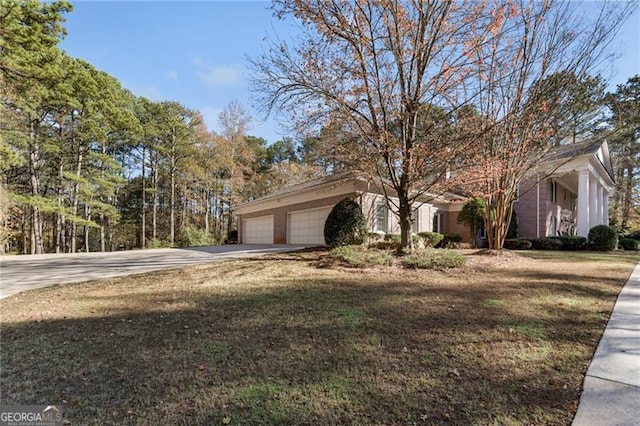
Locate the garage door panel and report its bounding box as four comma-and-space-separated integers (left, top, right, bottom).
244, 216, 274, 244
289, 207, 332, 245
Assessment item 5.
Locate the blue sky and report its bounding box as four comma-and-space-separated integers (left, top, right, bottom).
59, 1, 640, 145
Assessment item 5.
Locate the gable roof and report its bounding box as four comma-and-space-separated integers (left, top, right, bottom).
542, 138, 614, 181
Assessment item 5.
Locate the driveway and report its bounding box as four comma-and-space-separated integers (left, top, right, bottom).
0, 245, 306, 299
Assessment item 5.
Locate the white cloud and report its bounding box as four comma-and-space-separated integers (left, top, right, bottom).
192, 55, 204, 66
197, 64, 245, 88
167, 70, 179, 80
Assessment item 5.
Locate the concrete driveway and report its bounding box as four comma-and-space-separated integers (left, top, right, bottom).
0, 245, 306, 299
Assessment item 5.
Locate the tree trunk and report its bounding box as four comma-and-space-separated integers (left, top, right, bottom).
84, 204, 91, 252
55, 153, 64, 254
397, 191, 414, 252
99, 212, 106, 252
170, 139, 176, 246
70, 140, 83, 253
152, 157, 158, 241
204, 189, 210, 234
141, 145, 146, 249
28, 120, 43, 254
622, 167, 634, 229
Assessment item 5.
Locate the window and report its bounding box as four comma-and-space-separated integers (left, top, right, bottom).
550, 216, 557, 236
432, 213, 442, 233
550, 181, 557, 203
374, 202, 387, 233
478, 224, 487, 239
412, 208, 419, 233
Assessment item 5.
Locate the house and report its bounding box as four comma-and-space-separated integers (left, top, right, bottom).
513, 138, 614, 239
235, 172, 467, 245
236, 139, 613, 245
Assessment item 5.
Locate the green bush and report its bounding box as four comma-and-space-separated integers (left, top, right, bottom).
624, 230, 640, 240
619, 238, 640, 251
530, 238, 563, 250
401, 249, 467, 270
417, 232, 444, 248
149, 238, 172, 248
384, 233, 401, 243
588, 225, 619, 251
324, 198, 368, 247
436, 233, 463, 248
378, 233, 420, 250
549, 236, 587, 251
178, 226, 218, 247
503, 239, 532, 250
330, 246, 393, 268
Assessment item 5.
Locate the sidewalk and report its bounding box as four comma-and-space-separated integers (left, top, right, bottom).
572, 261, 640, 426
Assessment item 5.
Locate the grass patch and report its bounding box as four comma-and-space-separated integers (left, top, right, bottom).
329, 245, 393, 267
502, 319, 547, 339
401, 249, 466, 270
484, 298, 506, 308
1, 250, 637, 425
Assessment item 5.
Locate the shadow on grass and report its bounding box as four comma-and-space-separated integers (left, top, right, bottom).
1, 266, 622, 425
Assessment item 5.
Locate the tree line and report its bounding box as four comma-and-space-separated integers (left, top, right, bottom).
0, 0, 326, 254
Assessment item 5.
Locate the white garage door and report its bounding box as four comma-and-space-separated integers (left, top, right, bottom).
288, 207, 333, 245
243, 216, 274, 244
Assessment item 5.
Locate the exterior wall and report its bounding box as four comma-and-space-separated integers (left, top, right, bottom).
514, 180, 542, 239
446, 210, 472, 242
514, 178, 577, 239
238, 193, 356, 244
360, 194, 440, 235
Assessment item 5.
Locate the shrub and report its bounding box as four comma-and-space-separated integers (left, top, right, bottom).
619, 238, 640, 251
530, 238, 562, 250
457, 198, 486, 248
324, 198, 368, 247
626, 230, 640, 240
401, 249, 467, 270
549, 235, 587, 251
376, 233, 420, 250
588, 225, 619, 251
148, 238, 172, 248
178, 226, 218, 247
330, 246, 393, 268
436, 233, 463, 248
503, 239, 532, 250
417, 232, 444, 248
384, 233, 401, 243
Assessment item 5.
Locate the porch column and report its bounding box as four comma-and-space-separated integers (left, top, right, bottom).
597, 185, 604, 225
603, 190, 610, 226
589, 178, 598, 229
577, 172, 590, 237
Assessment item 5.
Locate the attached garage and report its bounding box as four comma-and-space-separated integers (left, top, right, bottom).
288, 206, 333, 245
243, 215, 274, 244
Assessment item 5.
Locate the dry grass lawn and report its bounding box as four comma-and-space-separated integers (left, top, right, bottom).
1, 249, 638, 425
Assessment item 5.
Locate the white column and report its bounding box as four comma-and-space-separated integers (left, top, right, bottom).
577, 172, 590, 237
589, 178, 598, 229
597, 185, 604, 225
603, 190, 609, 226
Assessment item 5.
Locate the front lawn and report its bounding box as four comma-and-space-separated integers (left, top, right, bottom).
1, 250, 638, 425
